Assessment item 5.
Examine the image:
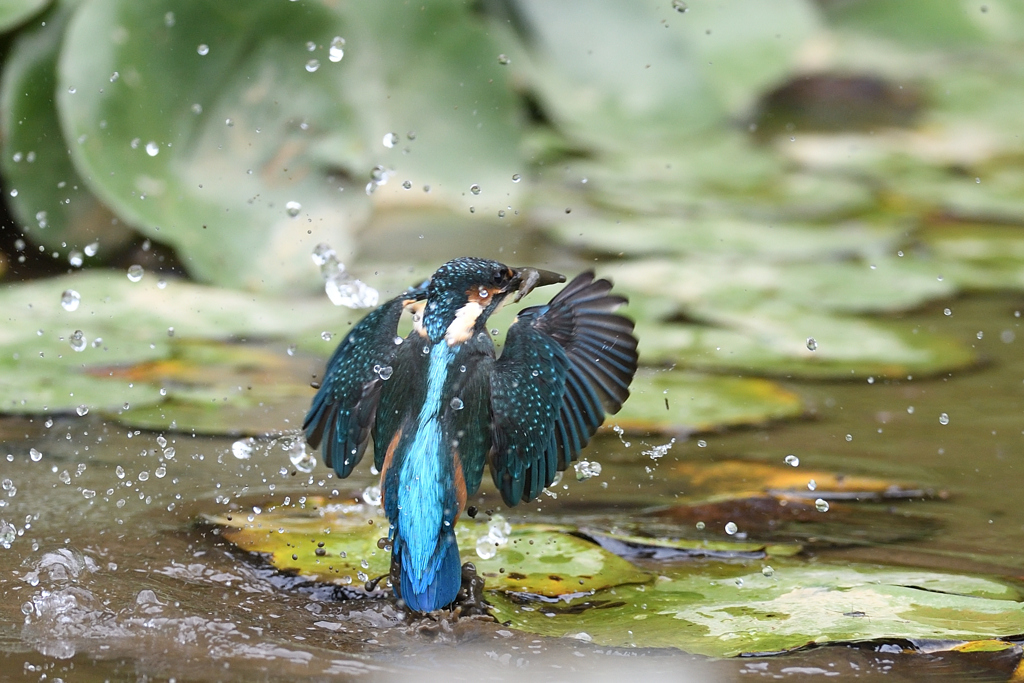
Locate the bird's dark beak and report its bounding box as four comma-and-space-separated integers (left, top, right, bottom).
510, 267, 565, 302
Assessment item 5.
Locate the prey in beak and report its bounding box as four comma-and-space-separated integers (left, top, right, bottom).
510, 267, 565, 302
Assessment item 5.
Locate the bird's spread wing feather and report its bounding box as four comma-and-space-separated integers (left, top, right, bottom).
488, 272, 639, 505
304, 288, 423, 478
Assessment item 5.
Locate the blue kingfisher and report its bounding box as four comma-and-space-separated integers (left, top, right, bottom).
304, 257, 639, 612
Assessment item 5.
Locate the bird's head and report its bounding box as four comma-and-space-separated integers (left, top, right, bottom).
421, 257, 563, 344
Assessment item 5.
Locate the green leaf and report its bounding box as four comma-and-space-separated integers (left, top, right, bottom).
206, 499, 651, 597
57, 0, 365, 291
0, 0, 49, 33
613, 369, 803, 434
0, 2, 134, 256
635, 308, 977, 380
0, 271, 350, 414
489, 561, 1024, 657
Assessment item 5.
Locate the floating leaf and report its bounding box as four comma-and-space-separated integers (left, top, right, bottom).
489, 561, 1024, 657
0, 271, 350, 414
613, 369, 803, 434
206, 499, 650, 597
636, 309, 977, 380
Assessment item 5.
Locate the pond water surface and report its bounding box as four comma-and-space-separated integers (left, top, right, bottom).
1, 293, 1023, 682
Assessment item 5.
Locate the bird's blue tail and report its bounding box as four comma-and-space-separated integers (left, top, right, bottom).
393, 530, 461, 612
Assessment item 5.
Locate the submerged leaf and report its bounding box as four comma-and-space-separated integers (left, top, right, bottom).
613, 369, 803, 434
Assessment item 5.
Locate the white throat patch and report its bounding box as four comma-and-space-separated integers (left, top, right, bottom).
445, 301, 485, 345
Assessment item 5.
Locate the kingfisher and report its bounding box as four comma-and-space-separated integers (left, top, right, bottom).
303, 257, 639, 612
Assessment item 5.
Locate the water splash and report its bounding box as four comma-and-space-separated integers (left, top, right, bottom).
311, 243, 379, 309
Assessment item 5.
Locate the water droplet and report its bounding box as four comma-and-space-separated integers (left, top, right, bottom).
286, 200, 301, 217
68, 251, 83, 268
0, 521, 16, 549
137, 471, 150, 482
197, 44, 209, 56
939, 412, 949, 425
402, 180, 412, 189
672, 0, 689, 12
321, 331, 333, 341
329, 36, 345, 62
497, 54, 510, 65
84, 242, 99, 257
977, 330, 984, 340
61, 289, 80, 312
377, 365, 393, 380
145, 141, 159, 157
127, 265, 144, 282
724, 521, 738, 535
511, 173, 521, 183
164, 11, 175, 26
383, 132, 399, 148
287, 345, 297, 356
69, 330, 86, 352
287, 438, 316, 472
815, 498, 830, 512
573, 460, 602, 481
231, 438, 254, 460
115, 465, 125, 479
305, 59, 320, 73
695, 521, 705, 530
807, 479, 817, 491
762, 565, 774, 577
362, 485, 382, 506
806, 337, 817, 351
696, 439, 707, 448
450, 397, 464, 411
784, 454, 799, 467
845, 434, 853, 442
907, 406, 915, 414
469, 184, 481, 195
943, 308, 952, 316
29, 448, 42, 462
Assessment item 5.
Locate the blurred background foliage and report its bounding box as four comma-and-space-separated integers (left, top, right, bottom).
2, 0, 1024, 430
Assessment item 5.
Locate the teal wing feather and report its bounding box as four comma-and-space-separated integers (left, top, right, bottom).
304, 282, 427, 478
488, 272, 639, 506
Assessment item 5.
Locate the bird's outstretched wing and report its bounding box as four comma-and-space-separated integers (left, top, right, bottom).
304, 282, 428, 478
488, 272, 638, 505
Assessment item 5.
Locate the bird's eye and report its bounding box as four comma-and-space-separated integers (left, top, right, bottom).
492, 271, 505, 285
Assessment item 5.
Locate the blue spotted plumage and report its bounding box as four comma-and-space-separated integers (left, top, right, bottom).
303, 257, 638, 612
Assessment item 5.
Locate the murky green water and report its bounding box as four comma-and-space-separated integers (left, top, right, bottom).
1, 293, 1022, 682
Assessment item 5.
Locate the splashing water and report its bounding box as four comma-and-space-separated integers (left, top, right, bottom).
475, 514, 511, 560
815, 498, 830, 512
311, 243, 379, 309
643, 438, 676, 460
784, 454, 799, 467
574, 460, 602, 481
230, 438, 254, 460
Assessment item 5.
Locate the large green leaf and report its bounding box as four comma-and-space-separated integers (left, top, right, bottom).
55, 0, 526, 290
0, 2, 134, 256
489, 561, 1024, 657
0, 271, 351, 413
56, 0, 366, 290
0, 0, 49, 33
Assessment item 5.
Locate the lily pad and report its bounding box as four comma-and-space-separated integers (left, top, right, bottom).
612, 369, 804, 434
205, 499, 650, 597
489, 561, 1024, 657
635, 309, 977, 380
0, 271, 351, 414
